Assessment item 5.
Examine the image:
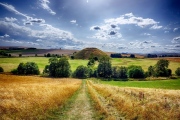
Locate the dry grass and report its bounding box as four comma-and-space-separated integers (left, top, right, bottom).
88, 80, 180, 120
0, 74, 82, 120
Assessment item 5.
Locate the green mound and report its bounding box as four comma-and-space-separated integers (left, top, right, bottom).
74, 48, 108, 59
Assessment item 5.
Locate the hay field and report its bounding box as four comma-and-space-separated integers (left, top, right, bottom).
0, 74, 81, 120
87, 80, 180, 120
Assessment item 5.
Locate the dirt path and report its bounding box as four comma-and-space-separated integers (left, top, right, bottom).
66, 81, 94, 120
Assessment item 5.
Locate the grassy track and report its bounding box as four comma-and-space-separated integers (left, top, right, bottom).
98, 79, 180, 89
0, 57, 179, 73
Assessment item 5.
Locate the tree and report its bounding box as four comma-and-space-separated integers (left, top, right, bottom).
154, 59, 170, 77
97, 56, 112, 78
112, 66, 127, 79
87, 56, 95, 67
128, 65, 145, 78
0, 66, 4, 72
73, 65, 90, 78
175, 67, 180, 76
130, 54, 135, 58
147, 66, 155, 77
47, 57, 71, 77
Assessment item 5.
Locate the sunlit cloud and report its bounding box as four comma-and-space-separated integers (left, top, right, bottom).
39, 0, 56, 15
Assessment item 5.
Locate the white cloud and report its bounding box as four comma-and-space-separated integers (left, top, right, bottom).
104, 13, 162, 29
90, 23, 121, 40
0, 3, 45, 25
0, 20, 83, 48
39, 0, 56, 15
143, 33, 151, 36
164, 31, 169, 33
0, 34, 10, 38
70, 20, 76, 24
172, 36, 180, 43
0, 2, 28, 18
4, 17, 17, 22
173, 28, 179, 32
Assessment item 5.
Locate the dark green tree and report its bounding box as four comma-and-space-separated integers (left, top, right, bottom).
48, 57, 71, 77
25, 62, 40, 75
73, 65, 90, 78
16, 62, 40, 75
130, 54, 135, 58
128, 65, 145, 78
175, 67, 180, 76
154, 59, 170, 77
0, 66, 4, 72
97, 56, 112, 78
112, 66, 127, 79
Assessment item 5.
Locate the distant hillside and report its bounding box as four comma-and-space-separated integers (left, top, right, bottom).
74, 48, 108, 59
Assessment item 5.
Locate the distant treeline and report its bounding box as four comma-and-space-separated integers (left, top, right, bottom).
146, 54, 180, 58
110, 53, 135, 58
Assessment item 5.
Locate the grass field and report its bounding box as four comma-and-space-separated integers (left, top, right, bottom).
96, 79, 180, 90
0, 57, 179, 74
0, 74, 81, 120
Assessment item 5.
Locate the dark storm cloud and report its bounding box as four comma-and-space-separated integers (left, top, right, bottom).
111, 24, 116, 28
109, 31, 116, 35
93, 26, 101, 30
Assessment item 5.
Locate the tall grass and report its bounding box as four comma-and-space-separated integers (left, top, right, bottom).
88, 80, 180, 119
0, 74, 82, 120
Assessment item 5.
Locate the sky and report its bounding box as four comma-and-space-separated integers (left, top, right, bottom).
0, 0, 180, 53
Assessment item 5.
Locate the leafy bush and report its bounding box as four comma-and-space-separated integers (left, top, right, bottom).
14, 62, 40, 75
73, 65, 90, 78
175, 67, 180, 76
128, 65, 145, 78
0, 66, 4, 72
11, 69, 18, 74
112, 66, 127, 79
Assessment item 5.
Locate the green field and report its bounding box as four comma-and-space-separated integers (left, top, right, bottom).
97, 79, 180, 89
0, 57, 179, 74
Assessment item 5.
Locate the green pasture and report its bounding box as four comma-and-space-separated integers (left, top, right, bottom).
98, 79, 180, 90
0, 57, 88, 72
111, 58, 179, 74
0, 57, 179, 74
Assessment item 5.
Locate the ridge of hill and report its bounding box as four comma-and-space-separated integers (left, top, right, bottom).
74, 48, 108, 59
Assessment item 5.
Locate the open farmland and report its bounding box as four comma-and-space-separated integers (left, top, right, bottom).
0, 74, 81, 120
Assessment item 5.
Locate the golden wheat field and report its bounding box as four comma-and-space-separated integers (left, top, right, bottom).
0, 74, 82, 120
87, 80, 180, 120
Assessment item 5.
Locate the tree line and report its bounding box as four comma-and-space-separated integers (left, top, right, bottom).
5, 56, 180, 80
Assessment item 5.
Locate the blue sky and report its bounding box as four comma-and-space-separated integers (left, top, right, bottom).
0, 0, 179, 53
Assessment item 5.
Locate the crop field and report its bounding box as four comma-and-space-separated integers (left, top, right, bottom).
87, 80, 180, 119
0, 57, 179, 73
0, 74, 81, 120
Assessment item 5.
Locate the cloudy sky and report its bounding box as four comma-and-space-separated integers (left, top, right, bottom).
0, 0, 180, 53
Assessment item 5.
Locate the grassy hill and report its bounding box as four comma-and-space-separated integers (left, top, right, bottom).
74, 48, 108, 59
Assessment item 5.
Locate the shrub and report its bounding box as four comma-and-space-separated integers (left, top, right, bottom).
73, 65, 90, 78
0, 66, 4, 72
11, 69, 18, 74
15, 62, 40, 75
175, 67, 180, 76
128, 65, 145, 78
